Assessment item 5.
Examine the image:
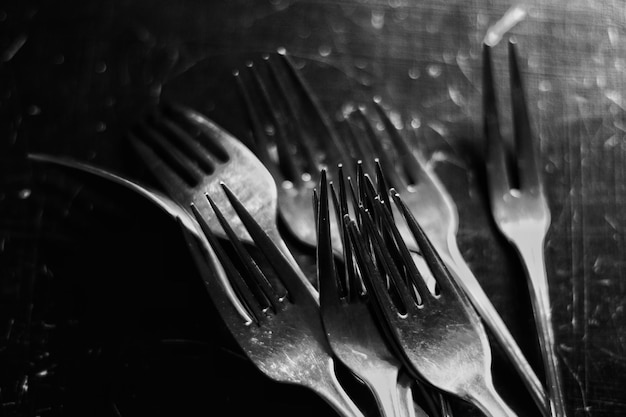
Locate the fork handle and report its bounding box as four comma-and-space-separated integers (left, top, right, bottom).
465, 377, 517, 417
514, 237, 567, 417
442, 238, 550, 417
308, 358, 366, 417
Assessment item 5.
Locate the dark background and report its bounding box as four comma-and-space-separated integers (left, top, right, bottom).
1, 0, 625, 416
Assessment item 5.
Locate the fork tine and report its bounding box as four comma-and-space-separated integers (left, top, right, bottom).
234, 69, 274, 165
390, 189, 459, 298
344, 116, 377, 176
352, 106, 406, 189
278, 50, 353, 168
154, 112, 217, 174
131, 120, 205, 186
330, 168, 360, 299
128, 130, 193, 192
246, 61, 301, 184
483, 43, 512, 198
162, 103, 231, 164
508, 39, 542, 191
220, 182, 314, 300
345, 215, 407, 316
204, 193, 283, 312
317, 170, 344, 309
358, 206, 416, 312
374, 159, 394, 215
370, 197, 428, 305
264, 54, 319, 175
372, 99, 429, 187
185, 206, 264, 324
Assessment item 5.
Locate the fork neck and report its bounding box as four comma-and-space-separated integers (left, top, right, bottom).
464, 377, 518, 417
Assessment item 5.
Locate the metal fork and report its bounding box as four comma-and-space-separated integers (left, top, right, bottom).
26, 152, 254, 322
483, 40, 566, 417
348, 101, 549, 416
316, 169, 430, 417
234, 50, 352, 256
346, 188, 517, 417
179, 182, 365, 417
127, 103, 318, 300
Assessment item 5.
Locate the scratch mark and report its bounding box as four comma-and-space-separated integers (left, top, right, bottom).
560, 353, 590, 415
598, 346, 626, 363
604, 214, 619, 231
2, 34, 27, 62
483, 5, 528, 47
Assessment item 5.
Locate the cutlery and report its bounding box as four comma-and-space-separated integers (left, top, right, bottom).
346, 186, 517, 417
483, 39, 566, 417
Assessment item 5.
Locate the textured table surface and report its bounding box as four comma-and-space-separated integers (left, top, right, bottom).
1, 0, 625, 416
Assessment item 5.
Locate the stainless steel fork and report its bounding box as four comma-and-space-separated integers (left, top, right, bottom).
127, 103, 318, 299
347, 100, 549, 416
347, 188, 517, 417
317, 169, 429, 417
234, 51, 352, 257
180, 182, 365, 417
483, 40, 566, 417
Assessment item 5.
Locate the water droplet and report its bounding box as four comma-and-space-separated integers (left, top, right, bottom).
18, 189, 31, 199
27, 105, 41, 115
301, 172, 312, 182
371, 10, 385, 29
318, 45, 331, 57
608, 27, 619, 46
427, 64, 441, 78
538, 80, 552, 92
95, 61, 107, 73
282, 180, 294, 190
410, 117, 421, 129
537, 99, 548, 110
96, 122, 107, 132
408, 67, 420, 79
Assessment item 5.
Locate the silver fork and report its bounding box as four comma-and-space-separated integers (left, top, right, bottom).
127, 103, 318, 300
179, 182, 365, 417
234, 51, 352, 256
348, 101, 549, 416
483, 40, 566, 417
346, 188, 517, 417
316, 169, 430, 417
26, 152, 255, 322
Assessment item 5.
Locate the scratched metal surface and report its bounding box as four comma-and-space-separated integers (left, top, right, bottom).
1, 0, 626, 416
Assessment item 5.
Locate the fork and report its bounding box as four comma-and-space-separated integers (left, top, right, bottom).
316, 169, 430, 417
346, 188, 516, 417
348, 101, 549, 416
179, 182, 365, 417
483, 40, 566, 417
234, 51, 353, 256
127, 103, 318, 299
26, 152, 255, 322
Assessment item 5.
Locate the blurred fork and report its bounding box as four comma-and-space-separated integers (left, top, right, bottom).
347, 189, 516, 417
127, 103, 318, 299
317, 169, 429, 417
180, 182, 365, 417
234, 50, 352, 256
349, 101, 549, 416
483, 40, 566, 417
